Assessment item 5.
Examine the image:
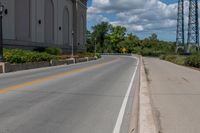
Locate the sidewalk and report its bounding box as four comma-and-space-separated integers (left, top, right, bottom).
144, 57, 200, 133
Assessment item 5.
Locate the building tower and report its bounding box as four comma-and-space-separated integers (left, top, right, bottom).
176, 0, 185, 53
187, 0, 199, 53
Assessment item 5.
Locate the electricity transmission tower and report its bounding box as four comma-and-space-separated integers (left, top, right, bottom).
176, 0, 185, 53
187, 0, 199, 53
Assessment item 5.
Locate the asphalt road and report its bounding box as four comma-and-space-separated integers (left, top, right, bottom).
0, 55, 139, 133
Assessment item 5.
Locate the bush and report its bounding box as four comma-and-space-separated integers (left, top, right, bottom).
185, 54, 200, 68
76, 52, 95, 58
159, 54, 166, 60
3, 49, 56, 63
45, 47, 62, 55
164, 55, 177, 63
133, 47, 166, 57
160, 54, 190, 66
33, 47, 46, 52
95, 53, 101, 58
174, 56, 186, 65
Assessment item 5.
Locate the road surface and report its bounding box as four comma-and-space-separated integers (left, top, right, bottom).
0, 55, 139, 133
144, 57, 200, 133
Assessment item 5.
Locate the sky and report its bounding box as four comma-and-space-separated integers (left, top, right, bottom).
87, 0, 189, 41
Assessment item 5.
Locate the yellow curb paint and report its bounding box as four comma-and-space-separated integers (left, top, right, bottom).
0, 58, 120, 94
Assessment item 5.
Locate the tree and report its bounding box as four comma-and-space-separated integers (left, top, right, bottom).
86, 30, 93, 52
149, 33, 158, 41
91, 22, 111, 52
141, 33, 159, 48
86, 22, 175, 56
108, 26, 127, 52
126, 33, 141, 47
149, 33, 159, 48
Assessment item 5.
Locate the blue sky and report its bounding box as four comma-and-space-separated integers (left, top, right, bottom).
87, 0, 180, 41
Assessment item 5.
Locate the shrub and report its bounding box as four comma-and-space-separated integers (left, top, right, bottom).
95, 53, 101, 58
139, 48, 165, 57
45, 47, 62, 55
175, 56, 186, 65
3, 49, 56, 63
164, 55, 177, 63
159, 54, 166, 60
132, 47, 169, 57
33, 47, 46, 52
76, 52, 95, 58
185, 54, 200, 68
160, 54, 188, 66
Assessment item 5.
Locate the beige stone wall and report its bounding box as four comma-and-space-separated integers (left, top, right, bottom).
0, 0, 87, 52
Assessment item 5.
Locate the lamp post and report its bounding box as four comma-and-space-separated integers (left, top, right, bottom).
0, 3, 4, 61
71, 31, 74, 58
94, 38, 97, 57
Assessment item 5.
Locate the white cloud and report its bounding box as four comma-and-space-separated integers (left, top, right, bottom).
88, 0, 200, 40
88, 0, 186, 38
87, 14, 110, 24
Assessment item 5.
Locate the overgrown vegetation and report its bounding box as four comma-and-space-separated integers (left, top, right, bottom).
185, 54, 200, 68
160, 54, 186, 65
160, 54, 200, 68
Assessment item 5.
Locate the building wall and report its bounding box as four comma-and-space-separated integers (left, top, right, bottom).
77, 0, 86, 46
1, 0, 15, 40
0, 0, 87, 52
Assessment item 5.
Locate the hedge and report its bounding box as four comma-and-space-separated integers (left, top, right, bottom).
3, 49, 57, 63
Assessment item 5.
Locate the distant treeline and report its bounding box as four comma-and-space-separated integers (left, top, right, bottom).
86, 22, 175, 56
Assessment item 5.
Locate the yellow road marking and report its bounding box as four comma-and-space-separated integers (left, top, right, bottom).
0, 58, 120, 94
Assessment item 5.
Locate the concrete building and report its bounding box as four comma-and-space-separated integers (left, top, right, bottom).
0, 0, 87, 52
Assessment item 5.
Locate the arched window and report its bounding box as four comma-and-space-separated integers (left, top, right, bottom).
63, 7, 70, 46
80, 15, 85, 45
15, 0, 31, 41
45, 0, 54, 43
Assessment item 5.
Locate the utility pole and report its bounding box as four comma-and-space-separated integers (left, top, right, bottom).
176, 0, 185, 53
187, 0, 199, 53
0, 3, 4, 61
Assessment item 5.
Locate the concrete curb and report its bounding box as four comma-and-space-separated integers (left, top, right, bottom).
139, 57, 158, 133
129, 76, 140, 133
0, 57, 99, 73
128, 55, 140, 133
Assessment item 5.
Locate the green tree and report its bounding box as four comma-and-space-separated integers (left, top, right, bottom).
141, 33, 159, 48
91, 22, 111, 52
126, 33, 141, 47
149, 33, 158, 41
86, 22, 175, 56
149, 33, 159, 48
86, 30, 94, 52
108, 25, 127, 52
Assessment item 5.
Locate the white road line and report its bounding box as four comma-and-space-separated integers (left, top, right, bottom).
112, 56, 139, 133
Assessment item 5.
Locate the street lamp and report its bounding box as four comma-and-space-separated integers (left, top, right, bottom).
0, 3, 4, 61
71, 31, 74, 58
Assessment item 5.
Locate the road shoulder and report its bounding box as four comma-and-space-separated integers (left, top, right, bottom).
144, 57, 200, 133
129, 56, 159, 133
